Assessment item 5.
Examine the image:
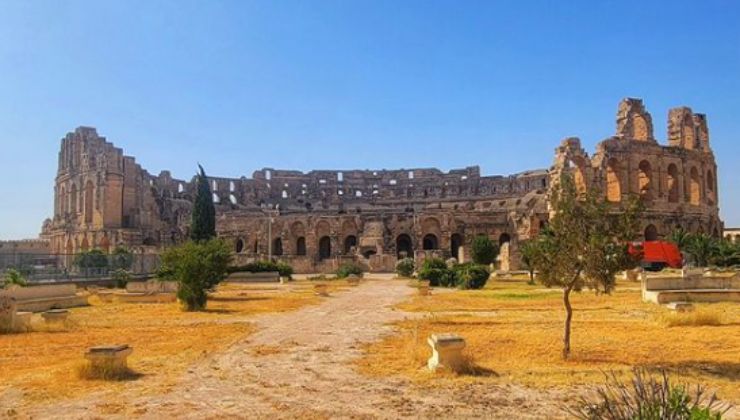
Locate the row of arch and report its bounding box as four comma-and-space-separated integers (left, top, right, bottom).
57, 180, 96, 223
576, 158, 716, 206
235, 232, 513, 260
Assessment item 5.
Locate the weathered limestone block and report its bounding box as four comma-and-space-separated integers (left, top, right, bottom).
12, 312, 33, 332
427, 333, 466, 373
314, 284, 329, 297
97, 290, 115, 303
0, 296, 17, 332
623, 268, 643, 282
666, 302, 694, 312
682, 267, 704, 278
84, 344, 133, 375
41, 309, 69, 324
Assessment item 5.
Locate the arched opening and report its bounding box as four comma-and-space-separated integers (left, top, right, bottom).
644, 224, 658, 241
296, 237, 306, 256
605, 158, 621, 202
450, 233, 463, 260
84, 181, 94, 223
422, 234, 438, 250
253, 240, 259, 254
235, 238, 244, 253
667, 164, 679, 203
59, 186, 66, 215
632, 114, 649, 141
80, 236, 90, 250
212, 193, 220, 204
706, 169, 715, 205
99, 235, 110, 253
498, 233, 511, 246
318, 236, 331, 260
272, 238, 283, 256
70, 184, 78, 214
638, 160, 653, 201
363, 249, 376, 259
689, 167, 701, 205
178, 183, 184, 193
396, 234, 413, 259
569, 159, 587, 195
343, 235, 357, 254
229, 194, 237, 205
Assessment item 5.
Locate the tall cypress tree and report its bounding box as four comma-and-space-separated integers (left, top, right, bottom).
190, 164, 216, 242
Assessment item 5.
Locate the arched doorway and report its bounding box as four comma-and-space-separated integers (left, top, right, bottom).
396, 234, 413, 259
235, 238, 244, 253
272, 238, 283, 256
343, 235, 357, 254
689, 167, 700, 205
450, 233, 463, 261
605, 158, 621, 202
318, 236, 331, 260
667, 164, 679, 203
638, 160, 653, 201
84, 181, 94, 224
498, 233, 511, 246
296, 237, 306, 256
706, 169, 715, 205
644, 224, 658, 241
422, 234, 438, 250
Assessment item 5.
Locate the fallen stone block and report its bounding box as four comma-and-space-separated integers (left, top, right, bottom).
427, 333, 466, 373
666, 302, 695, 312
41, 309, 69, 324
12, 311, 32, 332
83, 344, 133, 379
314, 284, 329, 297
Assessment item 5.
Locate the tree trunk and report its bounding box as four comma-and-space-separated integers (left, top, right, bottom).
562, 286, 573, 359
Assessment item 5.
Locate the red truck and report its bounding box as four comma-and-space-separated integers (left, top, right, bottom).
628, 241, 683, 271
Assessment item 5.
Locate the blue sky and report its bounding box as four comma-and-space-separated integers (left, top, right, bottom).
1, 0, 738, 239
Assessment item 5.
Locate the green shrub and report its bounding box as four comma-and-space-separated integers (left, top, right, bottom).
110, 247, 134, 271
454, 263, 490, 290
471, 236, 499, 265
336, 263, 363, 279
418, 258, 452, 287
111, 269, 131, 289
3, 269, 27, 288
158, 239, 232, 311
228, 260, 294, 279
566, 369, 731, 420
395, 258, 415, 277
73, 249, 109, 273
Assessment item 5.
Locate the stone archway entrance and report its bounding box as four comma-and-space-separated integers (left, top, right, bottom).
318, 236, 331, 260
396, 234, 413, 259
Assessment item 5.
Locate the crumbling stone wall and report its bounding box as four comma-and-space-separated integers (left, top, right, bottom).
44, 98, 722, 272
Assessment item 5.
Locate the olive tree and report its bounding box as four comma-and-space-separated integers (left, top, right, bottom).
158, 239, 231, 311
530, 173, 641, 359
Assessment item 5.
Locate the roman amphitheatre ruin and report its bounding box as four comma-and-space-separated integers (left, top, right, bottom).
39, 98, 722, 271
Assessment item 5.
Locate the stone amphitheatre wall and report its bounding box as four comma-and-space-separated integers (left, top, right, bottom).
43, 98, 722, 273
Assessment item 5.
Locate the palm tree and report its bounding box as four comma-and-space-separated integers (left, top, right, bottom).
668, 228, 692, 252
685, 234, 717, 267
711, 239, 740, 268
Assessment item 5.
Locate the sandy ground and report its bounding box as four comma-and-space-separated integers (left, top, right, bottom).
8, 279, 569, 419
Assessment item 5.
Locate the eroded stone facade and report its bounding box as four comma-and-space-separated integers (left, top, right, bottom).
44, 99, 723, 272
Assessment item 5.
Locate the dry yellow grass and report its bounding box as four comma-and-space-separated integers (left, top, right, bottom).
357, 279, 740, 404
659, 307, 725, 327
0, 280, 331, 405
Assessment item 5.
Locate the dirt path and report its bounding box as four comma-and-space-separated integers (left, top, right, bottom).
16, 279, 565, 419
